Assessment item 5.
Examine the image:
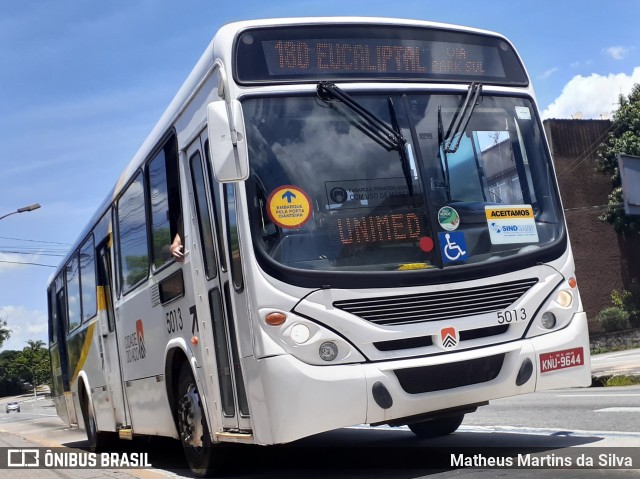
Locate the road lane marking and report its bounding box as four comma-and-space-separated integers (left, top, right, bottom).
556, 394, 640, 397
594, 407, 640, 413
347, 424, 640, 438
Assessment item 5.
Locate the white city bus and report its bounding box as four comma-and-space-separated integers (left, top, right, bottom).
48, 17, 591, 475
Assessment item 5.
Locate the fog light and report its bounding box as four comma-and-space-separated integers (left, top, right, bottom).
290, 324, 310, 344
556, 290, 573, 308
541, 312, 556, 329
319, 342, 338, 361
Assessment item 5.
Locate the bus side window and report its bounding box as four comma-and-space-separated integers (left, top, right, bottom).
54, 274, 70, 391
148, 135, 182, 269
65, 253, 82, 332
190, 150, 218, 279
224, 183, 244, 291
47, 286, 58, 344
80, 235, 97, 322
117, 172, 149, 293
205, 141, 226, 272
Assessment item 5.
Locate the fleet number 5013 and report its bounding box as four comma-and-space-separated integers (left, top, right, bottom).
497, 308, 527, 324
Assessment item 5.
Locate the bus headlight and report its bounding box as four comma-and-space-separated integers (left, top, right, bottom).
525, 278, 580, 339
290, 324, 311, 344
258, 309, 365, 365
556, 290, 573, 308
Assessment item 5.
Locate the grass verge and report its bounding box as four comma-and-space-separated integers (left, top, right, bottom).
591, 374, 640, 387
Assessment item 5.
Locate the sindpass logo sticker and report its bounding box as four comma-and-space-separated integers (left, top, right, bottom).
485, 205, 539, 245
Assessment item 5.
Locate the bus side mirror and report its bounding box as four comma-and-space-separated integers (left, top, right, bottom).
207, 100, 249, 182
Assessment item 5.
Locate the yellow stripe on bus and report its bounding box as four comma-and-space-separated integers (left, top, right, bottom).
97, 285, 106, 311
70, 322, 96, 386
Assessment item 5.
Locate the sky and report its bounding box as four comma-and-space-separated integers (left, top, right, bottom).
1, 0, 639, 352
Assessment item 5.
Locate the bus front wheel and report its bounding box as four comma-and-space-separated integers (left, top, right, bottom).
176, 362, 216, 477
408, 414, 464, 438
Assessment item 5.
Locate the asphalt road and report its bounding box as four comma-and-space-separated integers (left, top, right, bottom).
1, 383, 639, 479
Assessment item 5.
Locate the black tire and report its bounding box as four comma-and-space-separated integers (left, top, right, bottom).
408, 414, 465, 438
176, 362, 216, 477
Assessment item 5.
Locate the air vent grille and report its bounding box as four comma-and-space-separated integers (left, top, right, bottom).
334, 278, 537, 326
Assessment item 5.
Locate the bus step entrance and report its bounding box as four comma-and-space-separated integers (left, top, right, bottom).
215, 430, 254, 443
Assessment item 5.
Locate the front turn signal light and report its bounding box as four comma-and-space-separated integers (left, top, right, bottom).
265, 312, 286, 326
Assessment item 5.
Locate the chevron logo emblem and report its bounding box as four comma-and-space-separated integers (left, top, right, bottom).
440, 327, 459, 349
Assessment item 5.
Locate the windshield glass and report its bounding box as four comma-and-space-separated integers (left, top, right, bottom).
243, 92, 563, 277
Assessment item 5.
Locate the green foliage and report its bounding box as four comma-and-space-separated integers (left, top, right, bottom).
605, 375, 640, 387
590, 345, 628, 355
15, 341, 51, 387
596, 83, 640, 233
0, 317, 10, 348
611, 284, 640, 327
0, 341, 52, 396
596, 306, 632, 332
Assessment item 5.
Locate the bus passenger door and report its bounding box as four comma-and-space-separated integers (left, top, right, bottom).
186, 132, 249, 432
96, 239, 129, 429
52, 278, 77, 426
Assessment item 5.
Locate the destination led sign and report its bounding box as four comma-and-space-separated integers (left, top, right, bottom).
263, 39, 502, 77
235, 25, 528, 85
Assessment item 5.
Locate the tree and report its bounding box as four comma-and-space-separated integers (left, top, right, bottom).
0, 350, 22, 396
0, 316, 10, 348
596, 83, 640, 234
15, 340, 51, 388
25, 339, 45, 350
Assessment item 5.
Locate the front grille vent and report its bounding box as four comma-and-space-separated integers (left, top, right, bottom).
394, 354, 505, 394
334, 278, 537, 326
373, 324, 509, 352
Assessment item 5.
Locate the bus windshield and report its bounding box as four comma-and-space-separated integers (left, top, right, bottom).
244, 91, 563, 276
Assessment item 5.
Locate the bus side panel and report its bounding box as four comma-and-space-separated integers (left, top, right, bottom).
125, 376, 177, 437
49, 344, 69, 426
66, 321, 110, 431
115, 286, 179, 438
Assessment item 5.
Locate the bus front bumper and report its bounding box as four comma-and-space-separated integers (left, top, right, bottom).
244, 311, 590, 445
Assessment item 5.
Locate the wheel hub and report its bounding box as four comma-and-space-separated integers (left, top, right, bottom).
178, 384, 204, 448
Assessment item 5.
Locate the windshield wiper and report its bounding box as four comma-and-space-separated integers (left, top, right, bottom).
436, 105, 451, 201
435, 82, 483, 201
443, 82, 483, 153
387, 96, 414, 196
317, 81, 414, 196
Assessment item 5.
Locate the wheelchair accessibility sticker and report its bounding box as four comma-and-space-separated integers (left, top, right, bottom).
439, 232, 468, 264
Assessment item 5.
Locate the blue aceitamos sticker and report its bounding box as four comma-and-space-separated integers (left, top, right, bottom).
439, 232, 469, 264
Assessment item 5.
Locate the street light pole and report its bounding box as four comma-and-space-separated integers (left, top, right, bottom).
1, 202, 42, 401
0, 203, 41, 222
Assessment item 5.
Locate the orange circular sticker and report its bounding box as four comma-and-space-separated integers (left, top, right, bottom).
267, 185, 312, 229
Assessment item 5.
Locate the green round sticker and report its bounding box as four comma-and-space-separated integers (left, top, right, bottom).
438, 206, 460, 231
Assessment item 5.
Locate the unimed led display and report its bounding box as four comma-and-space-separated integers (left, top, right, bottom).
235, 25, 528, 85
